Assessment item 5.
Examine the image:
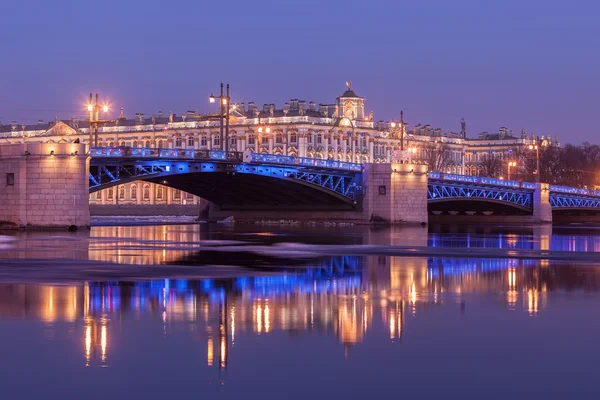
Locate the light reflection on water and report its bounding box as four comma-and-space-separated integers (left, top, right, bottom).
2, 225, 600, 397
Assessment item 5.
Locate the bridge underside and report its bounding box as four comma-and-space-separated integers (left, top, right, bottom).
144, 172, 357, 210
428, 199, 532, 215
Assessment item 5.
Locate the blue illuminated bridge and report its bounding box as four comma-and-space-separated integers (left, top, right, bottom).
89, 147, 600, 214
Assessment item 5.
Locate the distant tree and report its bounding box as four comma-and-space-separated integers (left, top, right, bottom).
422, 141, 451, 172
480, 153, 503, 178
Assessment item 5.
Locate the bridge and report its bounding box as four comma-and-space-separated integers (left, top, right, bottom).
2, 142, 600, 229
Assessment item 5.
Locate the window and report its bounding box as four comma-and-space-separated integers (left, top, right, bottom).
173, 190, 181, 200
143, 185, 150, 200
248, 136, 255, 145
108, 188, 114, 200
131, 185, 137, 199
6, 173, 14, 186
175, 137, 182, 147
119, 186, 125, 199
157, 187, 163, 200
290, 133, 297, 143
261, 136, 269, 145
317, 135, 322, 144
145, 140, 150, 148
96, 191, 101, 200
200, 136, 207, 146
187, 136, 194, 147
186, 192, 194, 199
308, 134, 314, 143
230, 136, 237, 146
275, 134, 283, 144
158, 140, 163, 148
213, 136, 220, 146
133, 141, 138, 148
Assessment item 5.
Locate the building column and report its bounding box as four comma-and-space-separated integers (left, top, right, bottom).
323, 135, 329, 159
268, 137, 274, 153
342, 137, 347, 161
368, 139, 375, 163
351, 136, 356, 163
167, 187, 173, 205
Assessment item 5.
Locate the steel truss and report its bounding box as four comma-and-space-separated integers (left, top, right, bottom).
286, 171, 359, 200
427, 182, 533, 209
550, 194, 600, 209
89, 164, 169, 189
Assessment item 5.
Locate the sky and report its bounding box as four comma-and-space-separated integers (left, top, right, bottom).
0, 0, 598, 143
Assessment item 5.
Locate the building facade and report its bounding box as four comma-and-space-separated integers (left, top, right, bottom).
0, 83, 559, 206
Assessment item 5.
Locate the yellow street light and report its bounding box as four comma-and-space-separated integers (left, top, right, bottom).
87, 104, 93, 112
390, 121, 396, 128
209, 94, 216, 104
102, 104, 109, 113
508, 161, 517, 180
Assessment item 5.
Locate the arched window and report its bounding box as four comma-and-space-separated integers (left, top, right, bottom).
230, 136, 237, 146
317, 135, 322, 144
200, 136, 207, 146
109, 141, 114, 147
187, 136, 194, 147
248, 136, 255, 145
120, 141, 125, 147
145, 140, 150, 148
131, 185, 137, 200
157, 187, 163, 200
175, 137, 182, 147
143, 185, 150, 200
289, 133, 297, 143
119, 185, 125, 199
158, 140, 163, 148
261, 136, 269, 145
133, 141, 138, 148
173, 189, 181, 200
108, 188, 114, 200
213, 136, 220, 146
275, 134, 283, 144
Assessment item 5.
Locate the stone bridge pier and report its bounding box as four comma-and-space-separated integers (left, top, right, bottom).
0, 143, 90, 229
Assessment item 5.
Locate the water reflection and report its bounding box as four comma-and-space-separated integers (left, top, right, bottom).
2, 255, 600, 369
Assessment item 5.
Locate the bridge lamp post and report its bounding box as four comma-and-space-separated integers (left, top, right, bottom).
507, 161, 517, 181
87, 93, 111, 148
209, 83, 230, 153
529, 144, 539, 183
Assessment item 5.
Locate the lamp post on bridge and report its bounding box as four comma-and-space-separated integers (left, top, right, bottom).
529, 143, 540, 183
87, 93, 110, 147
507, 161, 517, 181
209, 83, 231, 153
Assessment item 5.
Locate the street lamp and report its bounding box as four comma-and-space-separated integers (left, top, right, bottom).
209, 83, 231, 153
529, 144, 539, 182
87, 93, 111, 147
388, 110, 406, 151
507, 161, 517, 181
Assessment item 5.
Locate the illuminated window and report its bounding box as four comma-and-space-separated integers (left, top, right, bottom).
143, 185, 150, 200
131, 185, 137, 199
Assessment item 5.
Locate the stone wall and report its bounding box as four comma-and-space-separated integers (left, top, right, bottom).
0, 143, 90, 229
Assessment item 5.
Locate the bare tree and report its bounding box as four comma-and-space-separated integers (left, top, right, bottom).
421, 141, 451, 172
480, 154, 503, 178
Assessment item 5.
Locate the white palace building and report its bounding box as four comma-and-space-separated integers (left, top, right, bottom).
0, 83, 559, 208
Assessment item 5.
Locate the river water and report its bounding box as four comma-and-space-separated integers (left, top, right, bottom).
1, 221, 600, 399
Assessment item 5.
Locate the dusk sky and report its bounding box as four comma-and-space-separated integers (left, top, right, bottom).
1, 0, 598, 143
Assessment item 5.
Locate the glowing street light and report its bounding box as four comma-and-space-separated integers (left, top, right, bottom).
208, 83, 231, 152
529, 143, 540, 183
87, 93, 111, 147
507, 161, 517, 181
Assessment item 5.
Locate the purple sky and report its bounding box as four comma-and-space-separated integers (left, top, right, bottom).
1, 0, 598, 143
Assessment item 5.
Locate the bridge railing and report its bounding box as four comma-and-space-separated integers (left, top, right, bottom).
549, 184, 600, 197
248, 152, 363, 172
90, 146, 243, 161
428, 172, 536, 190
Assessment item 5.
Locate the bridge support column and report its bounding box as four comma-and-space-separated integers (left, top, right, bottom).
0, 143, 90, 229
533, 183, 552, 224
363, 163, 428, 224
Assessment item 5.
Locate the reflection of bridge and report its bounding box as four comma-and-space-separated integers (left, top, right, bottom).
90, 146, 600, 218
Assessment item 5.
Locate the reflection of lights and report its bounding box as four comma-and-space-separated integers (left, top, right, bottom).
85, 323, 91, 366
230, 305, 235, 345
256, 304, 263, 334
389, 311, 396, 339
527, 290, 539, 316
207, 334, 214, 367
101, 324, 107, 363
265, 303, 270, 333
